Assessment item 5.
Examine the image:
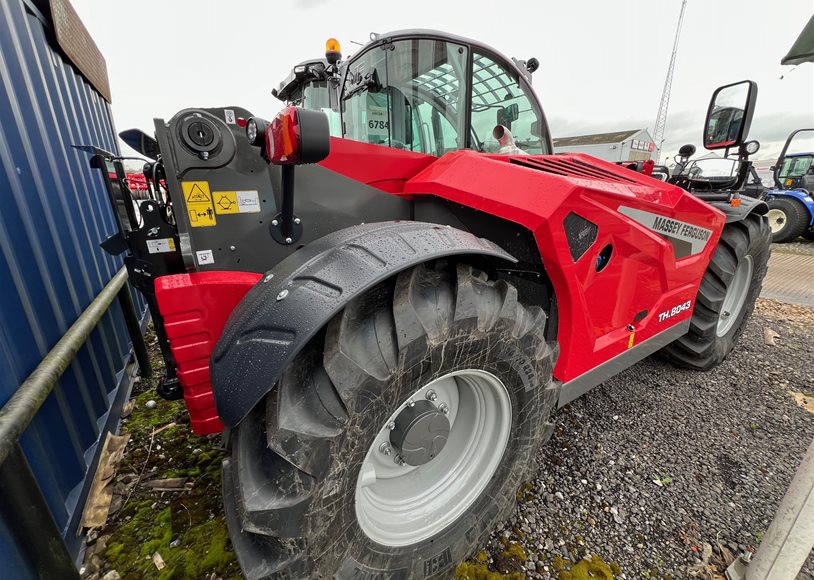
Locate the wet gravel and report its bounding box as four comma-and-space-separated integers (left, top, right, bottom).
481, 299, 814, 578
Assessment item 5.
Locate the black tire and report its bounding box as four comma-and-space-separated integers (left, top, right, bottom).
662, 213, 770, 370
766, 197, 809, 243
223, 262, 560, 579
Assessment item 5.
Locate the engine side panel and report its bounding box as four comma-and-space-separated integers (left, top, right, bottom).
404, 150, 727, 384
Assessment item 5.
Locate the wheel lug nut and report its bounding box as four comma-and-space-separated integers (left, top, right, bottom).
379, 442, 392, 456
439, 403, 450, 415
407, 399, 415, 408
425, 390, 437, 402
394, 454, 406, 466
387, 421, 396, 430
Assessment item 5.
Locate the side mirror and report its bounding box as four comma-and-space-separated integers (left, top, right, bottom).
119, 129, 160, 160
497, 104, 520, 130
703, 80, 757, 150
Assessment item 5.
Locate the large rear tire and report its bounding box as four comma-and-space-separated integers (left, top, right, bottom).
223, 262, 559, 579
662, 213, 770, 370
766, 197, 808, 243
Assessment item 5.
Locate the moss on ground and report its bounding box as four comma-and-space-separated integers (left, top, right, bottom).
454, 561, 526, 579
85, 326, 240, 579
557, 556, 617, 580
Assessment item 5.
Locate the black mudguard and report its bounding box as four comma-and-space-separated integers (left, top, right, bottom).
710, 195, 768, 223
210, 221, 515, 427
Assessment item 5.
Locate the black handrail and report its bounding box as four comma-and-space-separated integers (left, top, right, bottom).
0, 267, 150, 578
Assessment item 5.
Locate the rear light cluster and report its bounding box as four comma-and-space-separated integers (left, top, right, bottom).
245, 106, 330, 166
266, 107, 300, 165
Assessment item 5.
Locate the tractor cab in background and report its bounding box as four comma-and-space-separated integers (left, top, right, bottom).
272, 31, 549, 156
775, 151, 814, 191
764, 128, 814, 242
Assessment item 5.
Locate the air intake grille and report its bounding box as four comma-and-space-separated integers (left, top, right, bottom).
511, 156, 637, 184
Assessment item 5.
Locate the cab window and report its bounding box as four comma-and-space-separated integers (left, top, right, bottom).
341, 39, 468, 155
779, 155, 814, 178
469, 52, 547, 154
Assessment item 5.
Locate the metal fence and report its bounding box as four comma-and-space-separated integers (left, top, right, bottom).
0, 0, 147, 575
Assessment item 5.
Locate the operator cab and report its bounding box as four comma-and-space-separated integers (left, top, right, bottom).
274, 31, 551, 157
775, 152, 814, 191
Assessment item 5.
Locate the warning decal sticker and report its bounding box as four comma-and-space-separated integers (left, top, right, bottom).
146, 238, 176, 254
196, 249, 215, 265
182, 181, 216, 227
213, 190, 261, 214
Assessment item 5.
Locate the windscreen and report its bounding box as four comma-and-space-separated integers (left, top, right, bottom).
779, 155, 814, 179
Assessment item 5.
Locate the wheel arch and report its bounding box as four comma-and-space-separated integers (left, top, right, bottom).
210, 221, 517, 428
709, 195, 769, 224
766, 189, 814, 225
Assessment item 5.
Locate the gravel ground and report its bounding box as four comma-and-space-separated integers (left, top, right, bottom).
474, 298, 814, 579
90, 299, 814, 579
773, 238, 814, 256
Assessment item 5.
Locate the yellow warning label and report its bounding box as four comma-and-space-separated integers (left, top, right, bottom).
214, 191, 239, 214
627, 333, 635, 349
182, 181, 216, 227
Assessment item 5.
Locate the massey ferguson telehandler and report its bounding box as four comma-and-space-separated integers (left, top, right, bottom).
90, 30, 770, 579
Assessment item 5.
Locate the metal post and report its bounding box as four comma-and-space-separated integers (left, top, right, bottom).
0, 443, 80, 579
727, 437, 814, 579
117, 283, 152, 378
746, 438, 814, 579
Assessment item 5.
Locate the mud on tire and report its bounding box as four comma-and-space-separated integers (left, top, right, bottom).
662, 213, 770, 370
222, 262, 559, 579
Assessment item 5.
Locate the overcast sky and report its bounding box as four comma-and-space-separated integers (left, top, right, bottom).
72, 0, 814, 164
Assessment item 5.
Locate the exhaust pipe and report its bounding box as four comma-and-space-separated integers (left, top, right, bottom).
492, 125, 526, 155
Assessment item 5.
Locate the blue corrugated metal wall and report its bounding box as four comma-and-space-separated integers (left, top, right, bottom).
0, 0, 143, 573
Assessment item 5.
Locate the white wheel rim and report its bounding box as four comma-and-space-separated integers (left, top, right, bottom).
767, 208, 787, 234
354, 369, 512, 547
717, 255, 753, 337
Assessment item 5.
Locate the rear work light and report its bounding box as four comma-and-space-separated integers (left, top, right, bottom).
265, 106, 330, 166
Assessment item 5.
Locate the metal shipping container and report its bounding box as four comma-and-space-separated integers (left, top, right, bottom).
0, 0, 144, 574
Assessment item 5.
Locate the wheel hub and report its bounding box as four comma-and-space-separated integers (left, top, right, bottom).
767, 208, 787, 234
355, 370, 512, 547
389, 400, 450, 466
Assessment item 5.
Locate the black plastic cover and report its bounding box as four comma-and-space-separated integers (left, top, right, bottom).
295, 108, 330, 164
563, 212, 598, 262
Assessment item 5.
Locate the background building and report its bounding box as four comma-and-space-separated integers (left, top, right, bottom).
553, 128, 656, 162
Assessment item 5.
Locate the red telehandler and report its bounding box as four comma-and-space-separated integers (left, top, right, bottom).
92, 30, 770, 579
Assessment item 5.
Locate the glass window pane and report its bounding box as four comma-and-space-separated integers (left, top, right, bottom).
341, 38, 467, 155
470, 52, 547, 154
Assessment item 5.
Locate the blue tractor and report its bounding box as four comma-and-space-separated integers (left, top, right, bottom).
765, 128, 814, 242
